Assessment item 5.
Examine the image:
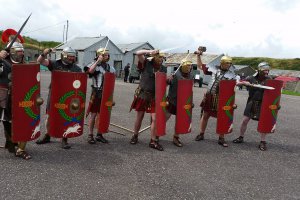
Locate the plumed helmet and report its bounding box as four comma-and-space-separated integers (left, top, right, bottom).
96, 48, 109, 56
220, 56, 232, 64
8, 42, 24, 64
61, 47, 76, 64
180, 59, 192, 74
257, 62, 270, 71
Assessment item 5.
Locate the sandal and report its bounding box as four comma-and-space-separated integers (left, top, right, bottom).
36, 134, 51, 144
87, 134, 96, 144
195, 133, 204, 141
173, 136, 183, 147
259, 141, 267, 151
62, 138, 71, 149
95, 133, 108, 143
130, 134, 138, 144
233, 136, 244, 143
15, 151, 32, 160
149, 139, 164, 151
218, 137, 228, 147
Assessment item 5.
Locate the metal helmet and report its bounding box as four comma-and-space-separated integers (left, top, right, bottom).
61, 47, 76, 64
220, 56, 232, 64
9, 42, 24, 64
180, 59, 192, 74
96, 48, 109, 56
96, 48, 110, 62
257, 62, 270, 71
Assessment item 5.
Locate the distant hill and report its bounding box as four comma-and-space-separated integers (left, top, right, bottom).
0, 30, 60, 51
1, 30, 299, 71
233, 57, 300, 71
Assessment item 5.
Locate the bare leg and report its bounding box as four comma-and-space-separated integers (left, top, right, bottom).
89, 113, 97, 135
134, 111, 145, 135
260, 133, 266, 141
150, 113, 156, 140
200, 111, 210, 134
233, 115, 251, 143
240, 116, 251, 137
36, 115, 51, 144
130, 111, 145, 144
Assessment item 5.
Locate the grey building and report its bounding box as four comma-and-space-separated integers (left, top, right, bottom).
51, 37, 123, 73
165, 52, 224, 84
117, 42, 154, 67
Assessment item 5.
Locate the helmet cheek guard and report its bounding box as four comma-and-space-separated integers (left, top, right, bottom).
9, 42, 24, 64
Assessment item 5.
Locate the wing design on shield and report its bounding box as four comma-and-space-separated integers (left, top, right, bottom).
258, 80, 283, 133
12, 64, 42, 142
175, 79, 193, 134
48, 71, 87, 138
216, 80, 236, 134
97, 72, 116, 134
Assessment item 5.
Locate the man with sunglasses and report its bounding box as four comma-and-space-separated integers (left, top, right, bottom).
194, 50, 237, 147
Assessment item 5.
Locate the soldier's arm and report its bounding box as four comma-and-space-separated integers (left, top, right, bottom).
135, 49, 159, 66
37, 48, 52, 66
87, 55, 103, 74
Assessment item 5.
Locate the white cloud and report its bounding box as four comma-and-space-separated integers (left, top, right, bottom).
1, 0, 300, 59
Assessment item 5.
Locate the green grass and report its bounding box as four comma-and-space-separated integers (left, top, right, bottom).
233, 57, 300, 71
282, 90, 300, 96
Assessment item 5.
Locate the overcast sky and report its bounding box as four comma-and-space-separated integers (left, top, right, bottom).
1, 0, 300, 58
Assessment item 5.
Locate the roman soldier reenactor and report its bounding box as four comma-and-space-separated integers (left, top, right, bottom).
36, 47, 82, 149
194, 49, 237, 147
84, 48, 116, 144
129, 49, 167, 151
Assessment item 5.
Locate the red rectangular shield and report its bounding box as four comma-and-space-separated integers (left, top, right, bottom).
97, 72, 116, 134
175, 80, 193, 134
48, 71, 87, 138
155, 72, 167, 136
12, 64, 42, 142
216, 80, 236, 134
258, 80, 283, 133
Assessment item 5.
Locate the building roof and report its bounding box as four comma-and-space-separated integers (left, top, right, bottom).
116, 42, 154, 53
56, 36, 107, 50
165, 53, 222, 66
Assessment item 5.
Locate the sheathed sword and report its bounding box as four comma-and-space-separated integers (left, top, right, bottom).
5, 13, 32, 52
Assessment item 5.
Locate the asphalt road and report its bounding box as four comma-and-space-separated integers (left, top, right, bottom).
0, 71, 299, 200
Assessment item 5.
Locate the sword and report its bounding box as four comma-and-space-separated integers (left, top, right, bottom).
251, 84, 275, 90
160, 44, 187, 53
5, 13, 32, 52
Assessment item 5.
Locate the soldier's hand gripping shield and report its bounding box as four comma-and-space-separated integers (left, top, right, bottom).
48, 71, 87, 138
